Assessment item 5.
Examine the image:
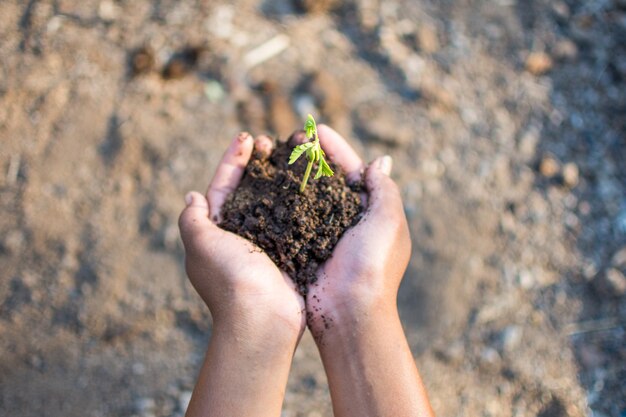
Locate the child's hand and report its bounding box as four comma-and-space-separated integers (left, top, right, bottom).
178, 133, 305, 342
305, 125, 411, 335
178, 129, 432, 417
179, 134, 307, 417
303, 126, 433, 417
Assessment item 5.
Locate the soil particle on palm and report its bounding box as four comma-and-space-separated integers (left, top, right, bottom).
219, 135, 363, 294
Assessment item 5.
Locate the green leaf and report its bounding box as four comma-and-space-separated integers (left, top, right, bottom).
305, 146, 315, 162
314, 155, 334, 179
321, 156, 334, 176
289, 142, 314, 164
304, 114, 317, 139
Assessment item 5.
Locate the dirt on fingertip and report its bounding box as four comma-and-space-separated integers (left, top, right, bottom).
219, 134, 363, 294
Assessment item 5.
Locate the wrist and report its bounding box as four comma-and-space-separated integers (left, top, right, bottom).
211, 298, 302, 351
191, 301, 302, 417
307, 290, 399, 346
308, 272, 397, 319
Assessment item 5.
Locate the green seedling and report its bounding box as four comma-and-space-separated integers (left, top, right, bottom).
288, 114, 334, 193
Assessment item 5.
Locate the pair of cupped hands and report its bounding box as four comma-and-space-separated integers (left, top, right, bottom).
178, 125, 410, 347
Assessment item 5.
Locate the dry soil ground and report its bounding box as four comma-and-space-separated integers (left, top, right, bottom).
1, 0, 625, 416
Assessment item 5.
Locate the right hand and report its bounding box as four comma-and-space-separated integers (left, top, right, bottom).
305, 125, 412, 338
178, 133, 306, 343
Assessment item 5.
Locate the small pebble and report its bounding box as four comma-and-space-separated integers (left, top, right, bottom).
98, 0, 118, 22
518, 269, 535, 289
553, 39, 578, 61
562, 162, 579, 187
422, 159, 446, 178
604, 268, 626, 296
135, 397, 155, 414
501, 325, 523, 353
204, 80, 225, 103
526, 52, 553, 75
611, 247, 626, 268
518, 127, 539, 160
130, 47, 155, 76
480, 347, 501, 368
551, 1, 570, 19
486, 399, 502, 416
539, 156, 560, 178
2, 229, 25, 254
208, 5, 234, 39
416, 24, 440, 54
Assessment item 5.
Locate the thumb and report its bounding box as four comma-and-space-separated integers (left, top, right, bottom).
178, 191, 213, 250
364, 155, 401, 211
374, 155, 393, 176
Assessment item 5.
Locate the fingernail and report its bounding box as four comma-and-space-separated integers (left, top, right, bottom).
185, 192, 194, 206
237, 131, 251, 142
378, 155, 392, 175
289, 131, 306, 145
254, 137, 273, 157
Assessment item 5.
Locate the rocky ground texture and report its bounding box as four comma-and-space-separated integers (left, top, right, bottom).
1, 0, 625, 416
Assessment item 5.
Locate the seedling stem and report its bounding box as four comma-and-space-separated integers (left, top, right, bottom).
288, 115, 334, 193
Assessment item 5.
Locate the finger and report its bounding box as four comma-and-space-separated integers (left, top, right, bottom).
179, 191, 213, 251
364, 155, 402, 212
287, 130, 307, 146
317, 124, 365, 183
254, 134, 273, 156
207, 132, 254, 223
363, 155, 411, 256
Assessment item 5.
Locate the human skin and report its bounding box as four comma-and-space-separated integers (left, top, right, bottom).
178, 132, 306, 417
178, 128, 434, 417
304, 125, 436, 417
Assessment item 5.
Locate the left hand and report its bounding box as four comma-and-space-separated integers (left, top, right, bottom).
302, 125, 411, 338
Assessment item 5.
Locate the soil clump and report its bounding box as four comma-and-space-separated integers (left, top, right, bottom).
220, 136, 363, 294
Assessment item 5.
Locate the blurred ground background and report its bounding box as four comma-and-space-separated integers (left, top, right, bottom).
1, 0, 625, 416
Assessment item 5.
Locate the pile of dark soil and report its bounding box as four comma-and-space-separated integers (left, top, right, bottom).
220, 136, 363, 294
